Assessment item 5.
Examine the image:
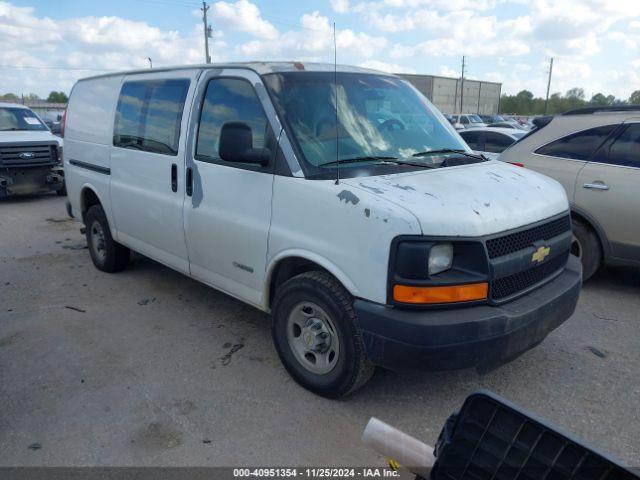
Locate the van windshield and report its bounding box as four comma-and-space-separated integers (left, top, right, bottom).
262, 72, 469, 175
0, 107, 48, 131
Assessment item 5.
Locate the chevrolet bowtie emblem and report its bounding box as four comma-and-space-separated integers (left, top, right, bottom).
532, 246, 551, 263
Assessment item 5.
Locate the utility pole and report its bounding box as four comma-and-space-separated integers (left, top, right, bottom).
201, 1, 212, 64
147, 57, 153, 69
460, 55, 466, 113
544, 57, 554, 114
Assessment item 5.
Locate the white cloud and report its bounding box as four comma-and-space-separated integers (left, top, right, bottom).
211, 0, 278, 40
439, 66, 458, 77
1, 0, 639, 101
0, 1, 221, 96
238, 11, 388, 62
359, 60, 415, 73
330, 0, 350, 13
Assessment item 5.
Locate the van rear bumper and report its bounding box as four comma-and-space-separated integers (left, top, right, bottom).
354, 255, 582, 373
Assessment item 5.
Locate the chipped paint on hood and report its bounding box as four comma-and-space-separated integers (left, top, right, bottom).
342, 160, 569, 237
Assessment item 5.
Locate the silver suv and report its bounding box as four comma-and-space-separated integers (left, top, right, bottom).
500, 106, 640, 280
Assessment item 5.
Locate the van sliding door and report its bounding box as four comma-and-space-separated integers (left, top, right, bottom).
109, 70, 199, 274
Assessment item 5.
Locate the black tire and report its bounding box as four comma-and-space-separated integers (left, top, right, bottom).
56, 182, 67, 196
571, 218, 601, 281
85, 205, 130, 273
271, 271, 374, 398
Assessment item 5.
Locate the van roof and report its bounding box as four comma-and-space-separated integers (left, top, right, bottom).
77, 61, 387, 82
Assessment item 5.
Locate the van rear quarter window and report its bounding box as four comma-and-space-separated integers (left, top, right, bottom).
113, 79, 190, 156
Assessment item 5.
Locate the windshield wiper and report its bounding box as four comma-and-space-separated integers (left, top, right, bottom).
319, 156, 440, 170
318, 156, 398, 167
412, 149, 486, 161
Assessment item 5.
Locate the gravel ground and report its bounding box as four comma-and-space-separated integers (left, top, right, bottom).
1, 194, 639, 468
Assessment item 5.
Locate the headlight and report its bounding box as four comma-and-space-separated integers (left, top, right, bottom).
428, 243, 453, 275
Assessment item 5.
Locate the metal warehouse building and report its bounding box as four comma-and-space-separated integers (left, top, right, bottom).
396, 74, 502, 115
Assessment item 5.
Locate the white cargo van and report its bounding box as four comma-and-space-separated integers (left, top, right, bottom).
64, 63, 581, 398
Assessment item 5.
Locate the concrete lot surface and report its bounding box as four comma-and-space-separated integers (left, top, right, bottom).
1, 195, 639, 467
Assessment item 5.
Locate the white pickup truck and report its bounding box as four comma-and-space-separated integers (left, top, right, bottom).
63, 62, 582, 397
0, 103, 64, 198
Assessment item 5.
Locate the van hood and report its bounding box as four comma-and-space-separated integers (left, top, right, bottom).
342, 160, 568, 237
0, 130, 62, 146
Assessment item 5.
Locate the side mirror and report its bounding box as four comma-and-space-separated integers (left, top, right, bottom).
219, 121, 270, 166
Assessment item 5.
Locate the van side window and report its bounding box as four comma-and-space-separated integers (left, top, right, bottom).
113, 79, 190, 156
535, 124, 616, 161
196, 78, 268, 163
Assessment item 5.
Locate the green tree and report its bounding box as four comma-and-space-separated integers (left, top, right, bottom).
0, 93, 20, 102
630, 90, 640, 104
46, 91, 69, 103
590, 93, 608, 105
566, 88, 585, 100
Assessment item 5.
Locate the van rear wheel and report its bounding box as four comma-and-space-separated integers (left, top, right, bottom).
85, 205, 130, 273
271, 271, 374, 398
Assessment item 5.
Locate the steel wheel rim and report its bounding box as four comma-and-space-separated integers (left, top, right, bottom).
286, 301, 340, 375
571, 234, 582, 259
90, 220, 107, 263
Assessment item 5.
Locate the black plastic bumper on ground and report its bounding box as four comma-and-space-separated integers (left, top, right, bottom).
354, 255, 582, 373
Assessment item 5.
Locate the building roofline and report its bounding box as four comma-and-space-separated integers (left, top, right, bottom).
395, 72, 502, 86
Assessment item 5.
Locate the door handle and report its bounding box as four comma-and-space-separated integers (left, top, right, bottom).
171, 163, 177, 192
583, 182, 609, 191
186, 167, 193, 196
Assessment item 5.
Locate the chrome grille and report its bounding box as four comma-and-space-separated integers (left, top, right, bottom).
0, 144, 57, 166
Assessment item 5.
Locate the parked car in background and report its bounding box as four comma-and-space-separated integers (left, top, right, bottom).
63, 62, 581, 397
0, 103, 65, 198
44, 120, 62, 136
443, 113, 455, 126
459, 127, 526, 160
450, 114, 488, 130
500, 106, 640, 280
479, 114, 505, 124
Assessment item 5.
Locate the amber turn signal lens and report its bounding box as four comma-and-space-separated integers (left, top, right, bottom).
393, 282, 488, 304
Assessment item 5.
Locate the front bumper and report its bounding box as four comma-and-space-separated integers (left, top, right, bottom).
354, 255, 582, 373
0, 165, 64, 197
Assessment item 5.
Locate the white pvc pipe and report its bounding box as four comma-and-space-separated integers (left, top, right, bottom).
362, 417, 436, 478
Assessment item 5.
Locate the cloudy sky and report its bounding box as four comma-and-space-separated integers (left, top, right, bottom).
1, 0, 639, 100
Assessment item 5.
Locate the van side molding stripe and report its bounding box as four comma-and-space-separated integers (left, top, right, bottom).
69, 159, 111, 175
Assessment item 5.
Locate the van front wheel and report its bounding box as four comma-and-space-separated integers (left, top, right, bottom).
85, 205, 130, 273
271, 271, 374, 398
